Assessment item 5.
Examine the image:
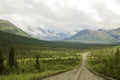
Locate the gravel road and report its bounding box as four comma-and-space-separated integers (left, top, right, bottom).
41, 53, 105, 80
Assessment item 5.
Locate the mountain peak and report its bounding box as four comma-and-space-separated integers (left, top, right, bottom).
26, 25, 69, 40
65, 28, 120, 44
0, 20, 30, 37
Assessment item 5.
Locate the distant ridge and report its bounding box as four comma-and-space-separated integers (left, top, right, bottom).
65, 28, 120, 44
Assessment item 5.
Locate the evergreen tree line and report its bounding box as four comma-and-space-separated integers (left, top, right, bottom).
0, 47, 42, 75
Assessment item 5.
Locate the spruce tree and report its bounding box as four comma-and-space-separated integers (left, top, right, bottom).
34, 55, 40, 71
115, 48, 120, 64
115, 48, 120, 56
0, 50, 4, 75
8, 47, 15, 68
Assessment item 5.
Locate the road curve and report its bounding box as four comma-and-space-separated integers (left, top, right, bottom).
41, 53, 106, 80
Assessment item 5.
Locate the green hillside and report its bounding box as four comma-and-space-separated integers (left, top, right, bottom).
0, 20, 30, 37
0, 30, 110, 50
65, 29, 120, 44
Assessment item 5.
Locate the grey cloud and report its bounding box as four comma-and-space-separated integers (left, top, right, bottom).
0, 0, 120, 33
116, 0, 120, 4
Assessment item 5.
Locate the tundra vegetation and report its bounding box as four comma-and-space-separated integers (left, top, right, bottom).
0, 47, 81, 80
87, 46, 120, 80
0, 30, 119, 80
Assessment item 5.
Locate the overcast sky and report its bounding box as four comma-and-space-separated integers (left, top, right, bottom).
0, 0, 120, 33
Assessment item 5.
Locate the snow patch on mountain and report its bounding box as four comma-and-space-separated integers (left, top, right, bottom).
22, 24, 70, 40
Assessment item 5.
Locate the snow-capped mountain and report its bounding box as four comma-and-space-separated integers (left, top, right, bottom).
25, 25, 70, 41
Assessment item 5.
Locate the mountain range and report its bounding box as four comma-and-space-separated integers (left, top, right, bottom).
65, 28, 120, 44
0, 20, 69, 40
0, 19, 120, 44
26, 25, 69, 40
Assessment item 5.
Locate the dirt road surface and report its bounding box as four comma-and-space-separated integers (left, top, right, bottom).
41, 53, 106, 80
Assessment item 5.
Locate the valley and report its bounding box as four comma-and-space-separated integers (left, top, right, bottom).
0, 0, 120, 80
0, 20, 120, 80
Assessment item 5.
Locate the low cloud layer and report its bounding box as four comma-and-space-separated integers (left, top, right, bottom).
0, 0, 120, 33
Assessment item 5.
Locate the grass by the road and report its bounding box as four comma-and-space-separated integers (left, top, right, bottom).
87, 46, 120, 80
0, 47, 81, 80
0, 69, 73, 80
0, 57, 81, 80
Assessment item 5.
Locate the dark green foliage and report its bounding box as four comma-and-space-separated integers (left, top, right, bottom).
14, 60, 19, 70
114, 48, 120, 65
115, 48, 120, 60
8, 47, 15, 68
0, 30, 111, 51
34, 55, 40, 72
87, 47, 120, 79
0, 46, 81, 75
115, 48, 120, 57
0, 49, 4, 75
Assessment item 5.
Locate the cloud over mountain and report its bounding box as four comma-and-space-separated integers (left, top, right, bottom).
0, 0, 120, 33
